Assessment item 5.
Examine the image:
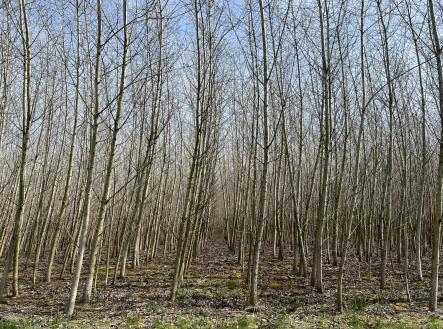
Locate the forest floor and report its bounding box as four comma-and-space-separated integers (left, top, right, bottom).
0, 240, 443, 328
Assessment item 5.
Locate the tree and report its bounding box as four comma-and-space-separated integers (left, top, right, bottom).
66, 0, 102, 316
0, 0, 32, 300
428, 0, 443, 312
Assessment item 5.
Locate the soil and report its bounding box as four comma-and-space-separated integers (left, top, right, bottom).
0, 240, 442, 328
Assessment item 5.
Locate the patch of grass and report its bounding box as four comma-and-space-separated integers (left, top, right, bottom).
375, 290, 390, 304
220, 316, 256, 329
270, 281, 280, 289
226, 280, 240, 290
350, 297, 370, 311
286, 295, 302, 312
153, 317, 213, 329
194, 288, 213, 299
412, 281, 425, 289
269, 314, 294, 329
50, 316, 62, 329
204, 277, 225, 287
176, 287, 214, 301
374, 321, 417, 329
0, 322, 19, 329
176, 288, 192, 301
133, 292, 149, 301
425, 317, 443, 329
315, 314, 329, 327
348, 314, 365, 329
126, 315, 144, 327
0, 321, 39, 329
148, 301, 163, 313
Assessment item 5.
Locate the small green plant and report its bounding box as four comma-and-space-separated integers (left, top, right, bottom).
220, 316, 256, 329
316, 314, 329, 327
269, 314, 294, 329
193, 288, 213, 299
176, 288, 192, 302
351, 297, 369, 311
226, 280, 240, 290
149, 301, 162, 313
286, 295, 302, 312
153, 317, 213, 329
413, 281, 425, 289
374, 321, 417, 329
348, 314, 365, 329
426, 317, 443, 329
0, 321, 38, 329
376, 291, 390, 304
126, 315, 144, 327
0, 321, 18, 329
77, 325, 90, 329
270, 281, 280, 289
50, 316, 61, 329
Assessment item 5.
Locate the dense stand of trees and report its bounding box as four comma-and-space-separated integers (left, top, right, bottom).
0, 0, 442, 317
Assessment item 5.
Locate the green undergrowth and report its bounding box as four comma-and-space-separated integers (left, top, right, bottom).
0, 319, 92, 329
126, 315, 144, 327
152, 315, 258, 329
346, 314, 443, 329
220, 316, 257, 329
0, 321, 39, 329
152, 314, 299, 329
373, 321, 417, 329
4, 314, 443, 329
425, 317, 443, 329
152, 317, 214, 329
350, 297, 370, 311
226, 280, 241, 290
348, 314, 365, 329
267, 314, 295, 329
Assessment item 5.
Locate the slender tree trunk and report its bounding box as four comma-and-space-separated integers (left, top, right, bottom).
312, 0, 330, 293
66, 0, 102, 316
429, 0, 443, 312
248, 0, 269, 307
0, 0, 31, 301
82, 0, 129, 304
46, 0, 81, 283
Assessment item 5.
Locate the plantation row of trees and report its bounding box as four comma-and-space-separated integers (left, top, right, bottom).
0, 0, 442, 317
